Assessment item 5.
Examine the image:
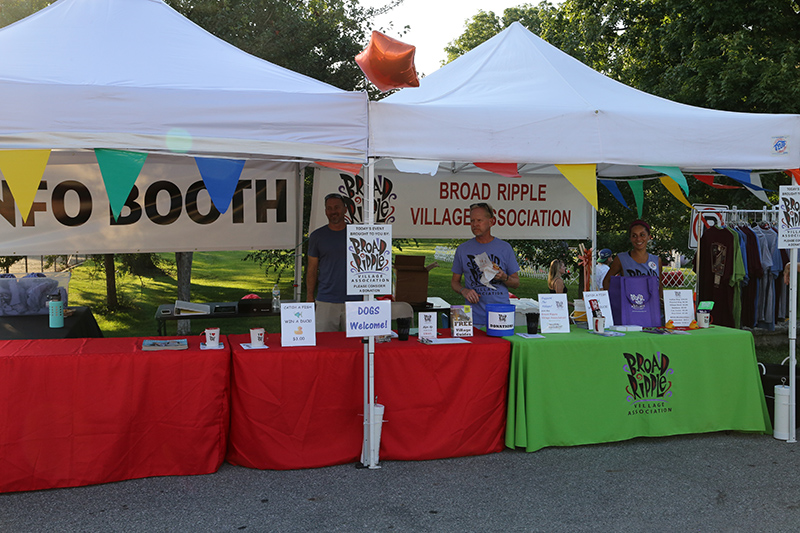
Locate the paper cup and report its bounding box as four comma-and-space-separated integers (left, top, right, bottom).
204, 327, 220, 348
697, 310, 711, 329
250, 327, 265, 347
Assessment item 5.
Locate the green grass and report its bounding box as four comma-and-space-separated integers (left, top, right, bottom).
65, 241, 791, 365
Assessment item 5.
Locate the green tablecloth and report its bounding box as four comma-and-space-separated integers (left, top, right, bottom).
506, 326, 771, 452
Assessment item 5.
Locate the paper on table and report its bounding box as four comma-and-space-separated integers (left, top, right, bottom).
517, 333, 545, 339
473, 252, 499, 289
419, 337, 471, 345
240, 343, 269, 350
200, 342, 225, 350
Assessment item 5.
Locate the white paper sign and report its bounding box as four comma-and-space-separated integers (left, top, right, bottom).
582, 291, 615, 328
280, 303, 316, 347
418, 311, 438, 340
779, 186, 800, 249
346, 224, 392, 296
538, 293, 570, 333
663, 289, 695, 327
345, 300, 391, 337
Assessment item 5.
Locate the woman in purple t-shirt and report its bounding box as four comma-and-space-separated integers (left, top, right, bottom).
602, 219, 662, 290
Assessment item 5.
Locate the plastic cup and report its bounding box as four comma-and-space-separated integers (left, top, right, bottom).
250, 327, 265, 347
204, 327, 220, 348
525, 312, 539, 335
397, 317, 411, 341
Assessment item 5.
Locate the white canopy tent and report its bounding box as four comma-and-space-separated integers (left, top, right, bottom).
369, 21, 799, 175
368, 21, 800, 444
0, 0, 368, 163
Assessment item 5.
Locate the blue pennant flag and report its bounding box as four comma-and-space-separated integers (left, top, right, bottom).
713, 169, 772, 192
194, 157, 247, 214
599, 179, 629, 209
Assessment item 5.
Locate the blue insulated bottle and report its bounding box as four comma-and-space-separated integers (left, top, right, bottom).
48, 293, 64, 328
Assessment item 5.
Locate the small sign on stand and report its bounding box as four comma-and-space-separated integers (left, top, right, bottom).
538, 293, 570, 333
280, 303, 316, 347
663, 289, 695, 327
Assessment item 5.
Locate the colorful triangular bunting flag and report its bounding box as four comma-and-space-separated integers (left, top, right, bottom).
555, 164, 597, 210
642, 166, 689, 196
474, 162, 521, 178
659, 176, 693, 209
627, 180, 644, 218
598, 180, 629, 209
692, 174, 740, 190
748, 173, 772, 205
713, 169, 771, 191
315, 161, 363, 176
784, 169, 800, 185
95, 149, 148, 221
0, 149, 51, 222
195, 157, 247, 214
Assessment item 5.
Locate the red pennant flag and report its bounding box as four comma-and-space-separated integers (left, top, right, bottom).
315, 161, 363, 176
692, 174, 740, 189
784, 169, 800, 185
474, 162, 521, 178
355, 31, 419, 92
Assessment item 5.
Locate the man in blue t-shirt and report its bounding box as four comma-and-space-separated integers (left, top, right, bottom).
451, 202, 520, 326
306, 193, 361, 331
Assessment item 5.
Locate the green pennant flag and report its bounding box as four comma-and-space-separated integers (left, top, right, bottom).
642, 165, 689, 196
628, 180, 644, 218
95, 149, 148, 221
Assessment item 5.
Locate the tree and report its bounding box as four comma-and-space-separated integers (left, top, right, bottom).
165, 0, 401, 92
0, 0, 52, 27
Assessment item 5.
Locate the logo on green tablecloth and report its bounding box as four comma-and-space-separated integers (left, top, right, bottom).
623, 352, 674, 416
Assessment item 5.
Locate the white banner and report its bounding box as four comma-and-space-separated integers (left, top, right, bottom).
0, 152, 298, 254
311, 167, 592, 240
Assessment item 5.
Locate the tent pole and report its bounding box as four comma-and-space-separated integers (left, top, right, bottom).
591, 206, 597, 290
294, 163, 303, 303
361, 158, 381, 468
789, 251, 797, 443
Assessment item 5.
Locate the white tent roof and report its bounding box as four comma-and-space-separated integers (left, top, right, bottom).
369, 22, 800, 176
0, 0, 368, 163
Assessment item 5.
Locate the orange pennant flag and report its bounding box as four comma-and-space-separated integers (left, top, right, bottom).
555, 164, 597, 210
315, 161, 363, 176
659, 176, 693, 209
474, 162, 521, 178
784, 169, 800, 185
0, 150, 51, 222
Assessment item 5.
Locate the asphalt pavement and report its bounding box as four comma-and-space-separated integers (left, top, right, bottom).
2, 431, 800, 532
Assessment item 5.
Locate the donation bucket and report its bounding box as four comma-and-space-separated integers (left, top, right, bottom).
571, 299, 587, 322
486, 304, 516, 336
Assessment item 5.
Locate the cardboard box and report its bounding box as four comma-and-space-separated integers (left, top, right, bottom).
393, 255, 438, 304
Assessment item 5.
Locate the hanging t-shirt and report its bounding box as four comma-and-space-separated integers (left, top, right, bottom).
698, 226, 744, 328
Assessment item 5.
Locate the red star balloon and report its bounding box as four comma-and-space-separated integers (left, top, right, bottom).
356, 31, 420, 92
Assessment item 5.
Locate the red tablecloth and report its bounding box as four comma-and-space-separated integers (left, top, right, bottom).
0, 336, 230, 493
226, 330, 511, 470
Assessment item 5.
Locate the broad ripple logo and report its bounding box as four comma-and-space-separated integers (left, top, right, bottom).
623, 351, 674, 416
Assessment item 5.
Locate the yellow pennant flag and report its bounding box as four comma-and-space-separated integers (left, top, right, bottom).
659, 176, 693, 209
555, 164, 597, 210
0, 150, 51, 222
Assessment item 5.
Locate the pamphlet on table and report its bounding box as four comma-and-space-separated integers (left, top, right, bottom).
142, 338, 188, 351
450, 305, 473, 337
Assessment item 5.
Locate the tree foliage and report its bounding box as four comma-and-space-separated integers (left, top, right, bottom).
0, 0, 52, 27
165, 0, 400, 91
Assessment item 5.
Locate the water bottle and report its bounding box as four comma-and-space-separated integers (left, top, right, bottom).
271, 284, 280, 311
48, 293, 64, 328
